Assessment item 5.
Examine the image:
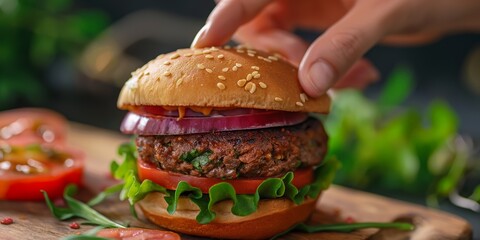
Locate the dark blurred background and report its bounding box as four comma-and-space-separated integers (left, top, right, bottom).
1, 0, 479, 235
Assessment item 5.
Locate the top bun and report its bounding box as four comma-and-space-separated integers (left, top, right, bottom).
117, 46, 330, 113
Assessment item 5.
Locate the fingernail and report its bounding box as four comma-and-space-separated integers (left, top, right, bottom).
191, 25, 208, 48
306, 60, 336, 96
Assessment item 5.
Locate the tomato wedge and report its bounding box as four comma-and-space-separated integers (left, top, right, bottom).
96, 228, 180, 240
137, 158, 313, 194
0, 108, 67, 146
0, 146, 84, 200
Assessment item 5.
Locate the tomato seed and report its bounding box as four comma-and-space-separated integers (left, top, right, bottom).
1, 217, 13, 225
69, 222, 80, 229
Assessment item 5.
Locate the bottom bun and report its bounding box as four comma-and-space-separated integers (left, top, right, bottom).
138, 192, 318, 239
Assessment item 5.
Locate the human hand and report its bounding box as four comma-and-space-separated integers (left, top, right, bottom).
191, 0, 480, 97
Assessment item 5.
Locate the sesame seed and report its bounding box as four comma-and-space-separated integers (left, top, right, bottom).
236, 49, 245, 53
300, 93, 308, 103
268, 56, 279, 61
205, 68, 213, 73
235, 63, 242, 67
252, 71, 259, 75
250, 83, 256, 93
251, 66, 260, 70
194, 50, 203, 55
263, 58, 272, 63
237, 79, 247, 87
217, 82, 226, 90
217, 54, 224, 59
247, 49, 257, 54
257, 56, 263, 59
163, 61, 171, 66
163, 71, 172, 77
205, 54, 214, 59
210, 47, 219, 52
197, 64, 205, 69
224, 45, 231, 49
246, 74, 253, 81
203, 49, 212, 54
248, 53, 255, 57
274, 97, 283, 102
170, 53, 180, 59
274, 53, 283, 58
157, 54, 165, 59
222, 67, 229, 72
296, 102, 304, 107
254, 74, 261, 79
232, 66, 238, 71
245, 82, 256, 93
176, 78, 183, 87
184, 53, 193, 57
259, 82, 267, 88
218, 75, 226, 80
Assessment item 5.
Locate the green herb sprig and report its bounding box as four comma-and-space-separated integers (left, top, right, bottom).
42, 185, 126, 228
325, 66, 479, 205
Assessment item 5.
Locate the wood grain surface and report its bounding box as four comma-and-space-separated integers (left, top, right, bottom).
0, 123, 473, 240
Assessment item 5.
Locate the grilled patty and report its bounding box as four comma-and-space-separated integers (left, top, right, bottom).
136, 117, 327, 179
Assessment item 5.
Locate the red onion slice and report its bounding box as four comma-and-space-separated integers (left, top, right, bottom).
120, 111, 308, 135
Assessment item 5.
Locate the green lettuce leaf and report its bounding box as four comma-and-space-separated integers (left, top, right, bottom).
102, 142, 339, 224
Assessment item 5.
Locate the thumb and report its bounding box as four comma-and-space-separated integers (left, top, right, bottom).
298, 2, 392, 97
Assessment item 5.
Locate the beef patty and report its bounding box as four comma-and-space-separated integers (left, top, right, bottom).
136, 117, 327, 179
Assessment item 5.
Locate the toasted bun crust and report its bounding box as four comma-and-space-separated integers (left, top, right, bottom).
118, 46, 330, 113
138, 192, 318, 239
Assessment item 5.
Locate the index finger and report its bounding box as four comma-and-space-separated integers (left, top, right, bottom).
191, 0, 272, 48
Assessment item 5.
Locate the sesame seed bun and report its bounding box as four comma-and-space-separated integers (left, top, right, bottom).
117, 46, 330, 113
138, 192, 318, 239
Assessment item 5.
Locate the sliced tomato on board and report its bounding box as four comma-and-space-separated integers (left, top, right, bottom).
96, 228, 180, 240
137, 158, 313, 194
0, 108, 67, 146
0, 108, 84, 201
0, 145, 84, 200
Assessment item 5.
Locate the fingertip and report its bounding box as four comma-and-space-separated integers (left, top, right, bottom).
191, 25, 209, 48
299, 60, 337, 97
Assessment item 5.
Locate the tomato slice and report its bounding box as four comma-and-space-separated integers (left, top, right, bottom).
0, 108, 67, 146
0, 108, 83, 201
0, 146, 84, 201
96, 228, 180, 240
137, 158, 313, 194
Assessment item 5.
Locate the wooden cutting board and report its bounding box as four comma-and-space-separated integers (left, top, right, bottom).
0, 123, 473, 240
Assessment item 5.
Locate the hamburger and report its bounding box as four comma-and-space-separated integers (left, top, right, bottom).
116, 46, 338, 239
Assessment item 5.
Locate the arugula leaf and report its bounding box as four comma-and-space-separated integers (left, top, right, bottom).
271, 222, 414, 239
88, 183, 124, 206
43, 185, 126, 228
42, 190, 74, 220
